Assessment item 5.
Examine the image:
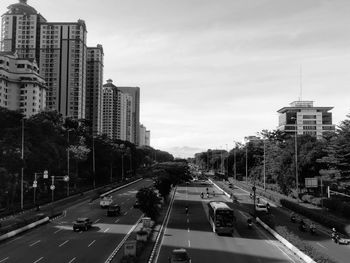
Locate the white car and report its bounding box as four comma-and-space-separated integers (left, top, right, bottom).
255, 203, 268, 212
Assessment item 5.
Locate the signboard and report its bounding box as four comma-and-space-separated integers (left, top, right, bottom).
124, 240, 136, 256
305, 177, 318, 188
33, 183, 37, 188
50, 185, 55, 191
43, 170, 48, 179
64, 176, 69, 182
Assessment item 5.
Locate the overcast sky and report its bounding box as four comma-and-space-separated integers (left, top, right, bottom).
1, 0, 349, 157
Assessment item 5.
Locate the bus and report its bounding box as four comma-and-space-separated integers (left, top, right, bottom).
207, 201, 235, 235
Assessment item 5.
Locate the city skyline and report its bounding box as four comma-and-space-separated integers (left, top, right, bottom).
1, 0, 349, 158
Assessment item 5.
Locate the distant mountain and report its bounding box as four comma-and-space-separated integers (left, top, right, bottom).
164, 146, 205, 159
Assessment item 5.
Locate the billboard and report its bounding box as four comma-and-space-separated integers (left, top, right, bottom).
305, 177, 318, 188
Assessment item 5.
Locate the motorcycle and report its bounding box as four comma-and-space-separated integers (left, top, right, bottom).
290, 215, 297, 223
247, 218, 253, 228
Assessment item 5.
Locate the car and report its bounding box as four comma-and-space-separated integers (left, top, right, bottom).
73, 218, 92, 231
169, 248, 191, 263
107, 204, 121, 216
255, 203, 268, 212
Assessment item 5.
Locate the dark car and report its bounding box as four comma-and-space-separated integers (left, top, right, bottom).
73, 218, 92, 231
107, 204, 121, 216
169, 248, 191, 263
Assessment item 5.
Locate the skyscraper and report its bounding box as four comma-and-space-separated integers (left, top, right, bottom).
1, 1, 88, 119
86, 44, 104, 135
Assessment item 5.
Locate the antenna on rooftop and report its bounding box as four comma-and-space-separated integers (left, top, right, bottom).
298, 64, 303, 101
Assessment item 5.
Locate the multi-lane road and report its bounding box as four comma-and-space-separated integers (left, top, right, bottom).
155, 182, 303, 263
0, 179, 152, 263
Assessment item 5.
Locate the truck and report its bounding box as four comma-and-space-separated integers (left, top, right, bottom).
100, 195, 113, 208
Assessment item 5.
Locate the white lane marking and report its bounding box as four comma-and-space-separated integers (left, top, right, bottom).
104, 228, 110, 233
29, 240, 41, 247
115, 219, 120, 223
6, 236, 22, 244
59, 240, 69, 247
54, 229, 62, 234
316, 242, 327, 249
88, 240, 96, 247
94, 218, 100, 223
68, 258, 76, 263
188, 240, 191, 247
33, 257, 43, 263
0, 257, 9, 262
124, 212, 128, 215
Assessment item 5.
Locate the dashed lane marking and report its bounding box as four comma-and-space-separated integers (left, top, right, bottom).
68, 257, 76, 263
115, 219, 120, 223
33, 257, 43, 263
188, 240, 191, 247
59, 240, 69, 247
88, 240, 96, 247
104, 228, 110, 233
94, 218, 100, 223
29, 240, 41, 247
0, 257, 9, 262
316, 242, 327, 249
54, 229, 62, 234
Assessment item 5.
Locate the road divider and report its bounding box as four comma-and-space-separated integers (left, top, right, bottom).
0, 216, 49, 242
100, 178, 143, 198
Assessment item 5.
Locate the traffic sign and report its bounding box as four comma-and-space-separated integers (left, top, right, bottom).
50, 185, 55, 191
252, 186, 256, 191
33, 180, 37, 184
64, 176, 70, 182
43, 170, 48, 179
33, 183, 37, 188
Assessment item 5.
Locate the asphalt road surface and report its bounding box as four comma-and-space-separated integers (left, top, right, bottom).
156, 182, 303, 263
0, 179, 152, 263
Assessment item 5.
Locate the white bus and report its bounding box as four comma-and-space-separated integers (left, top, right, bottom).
207, 201, 235, 235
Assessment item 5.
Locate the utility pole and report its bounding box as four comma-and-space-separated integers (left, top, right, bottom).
245, 145, 248, 184
233, 143, 237, 181
263, 140, 266, 191
92, 136, 96, 188
21, 118, 24, 210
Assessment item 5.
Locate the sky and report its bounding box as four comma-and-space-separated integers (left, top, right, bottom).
1, 0, 349, 158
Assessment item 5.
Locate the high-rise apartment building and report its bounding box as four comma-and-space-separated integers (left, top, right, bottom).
86, 45, 104, 135
0, 51, 46, 117
102, 79, 134, 142
277, 100, 335, 138
139, 124, 150, 146
1, 1, 88, 119
117, 86, 140, 145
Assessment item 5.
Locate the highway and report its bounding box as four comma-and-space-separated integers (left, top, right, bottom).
0, 179, 152, 263
156, 182, 303, 263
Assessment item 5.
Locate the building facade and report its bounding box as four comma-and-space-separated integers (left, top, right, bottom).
145, 130, 150, 146
102, 79, 134, 142
1, 1, 88, 119
277, 100, 335, 138
117, 86, 140, 145
139, 124, 150, 146
0, 51, 46, 117
86, 44, 104, 135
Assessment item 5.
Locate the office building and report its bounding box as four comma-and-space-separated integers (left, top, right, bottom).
1, 1, 88, 119
277, 100, 335, 138
0, 51, 46, 117
145, 130, 150, 146
86, 44, 104, 135
139, 124, 151, 146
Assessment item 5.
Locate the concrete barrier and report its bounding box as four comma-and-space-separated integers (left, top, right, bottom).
0, 216, 49, 242
100, 178, 143, 198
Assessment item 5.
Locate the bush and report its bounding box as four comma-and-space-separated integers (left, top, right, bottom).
341, 203, 350, 218
301, 194, 313, 203
310, 197, 323, 207
280, 199, 348, 235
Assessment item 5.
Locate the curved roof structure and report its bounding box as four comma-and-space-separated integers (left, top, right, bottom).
5, 0, 38, 15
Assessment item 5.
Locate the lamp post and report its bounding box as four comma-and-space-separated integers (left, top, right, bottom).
21, 118, 24, 210
92, 136, 96, 188
263, 139, 266, 191
233, 143, 237, 181
291, 117, 299, 200
245, 144, 248, 184
66, 129, 72, 196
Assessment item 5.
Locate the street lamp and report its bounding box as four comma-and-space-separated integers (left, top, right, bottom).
20, 118, 25, 210
92, 136, 96, 188
233, 142, 237, 181
291, 116, 299, 200
263, 139, 266, 191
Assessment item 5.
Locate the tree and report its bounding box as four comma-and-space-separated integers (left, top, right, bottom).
154, 175, 172, 201
136, 187, 161, 220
